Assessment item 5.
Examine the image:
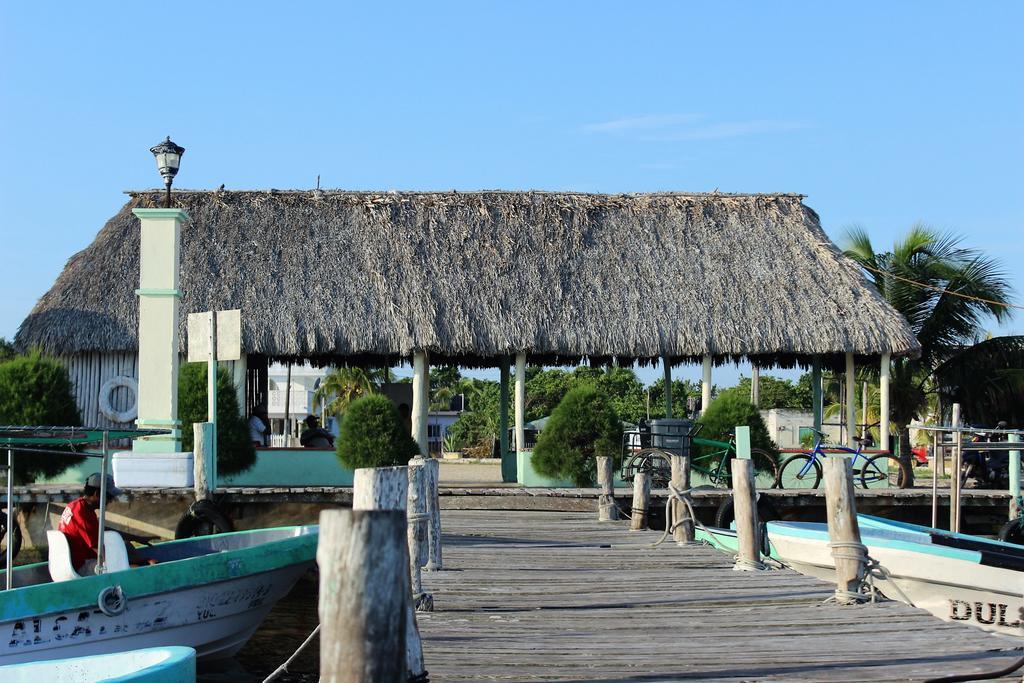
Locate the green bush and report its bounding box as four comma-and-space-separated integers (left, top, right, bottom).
337, 394, 421, 469
697, 387, 779, 463
0, 352, 84, 483
179, 362, 256, 476
531, 386, 622, 487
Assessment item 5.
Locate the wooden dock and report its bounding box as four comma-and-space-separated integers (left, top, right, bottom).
418, 510, 1023, 682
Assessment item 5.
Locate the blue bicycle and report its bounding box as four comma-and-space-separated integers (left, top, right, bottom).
777, 428, 910, 489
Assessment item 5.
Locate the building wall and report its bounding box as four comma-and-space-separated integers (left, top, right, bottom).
60, 351, 246, 428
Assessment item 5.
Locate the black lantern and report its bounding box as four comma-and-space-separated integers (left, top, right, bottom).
149, 137, 185, 208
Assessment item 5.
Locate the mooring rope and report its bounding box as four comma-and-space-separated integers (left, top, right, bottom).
262, 623, 321, 683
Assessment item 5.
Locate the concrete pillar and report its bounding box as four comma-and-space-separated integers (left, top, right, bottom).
811, 356, 823, 433
663, 358, 673, 418
845, 353, 856, 448
132, 208, 187, 453
701, 355, 712, 415
499, 357, 514, 482
514, 352, 526, 452
412, 352, 429, 456
879, 353, 891, 452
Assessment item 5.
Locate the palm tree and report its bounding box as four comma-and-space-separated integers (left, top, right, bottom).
842, 224, 1013, 482
313, 367, 381, 420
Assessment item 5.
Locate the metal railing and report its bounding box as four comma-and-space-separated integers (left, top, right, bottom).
912, 423, 1023, 532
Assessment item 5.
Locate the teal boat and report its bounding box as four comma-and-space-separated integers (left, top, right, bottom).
0, 645, 195, 682
0, 427, 318, 665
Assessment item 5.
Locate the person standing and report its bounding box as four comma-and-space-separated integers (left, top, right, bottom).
249, 403, 271, 447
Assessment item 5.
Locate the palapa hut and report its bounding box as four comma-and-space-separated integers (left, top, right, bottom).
16, 189, 919, 464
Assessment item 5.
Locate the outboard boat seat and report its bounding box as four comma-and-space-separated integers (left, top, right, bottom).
46, 530, 130, 581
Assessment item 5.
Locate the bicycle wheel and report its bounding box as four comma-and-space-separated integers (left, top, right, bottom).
750, 448, 781, 489
860, 454, 910, 489
778, 453, 822, 489
626, 449, 673, 487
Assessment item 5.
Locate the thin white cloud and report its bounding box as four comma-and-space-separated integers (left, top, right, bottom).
582, 113, 704, 133
582, 114, 808, 141
643, 119, 808, 141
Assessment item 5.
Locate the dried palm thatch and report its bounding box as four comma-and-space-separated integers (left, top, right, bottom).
16, 190, 919, 368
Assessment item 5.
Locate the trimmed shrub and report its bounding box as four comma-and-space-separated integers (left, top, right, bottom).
179, 362, 256, 476
531, 386, 622, 487
0, 352, 83, 483
697, 387, 779, 463
337, 394, 421, 469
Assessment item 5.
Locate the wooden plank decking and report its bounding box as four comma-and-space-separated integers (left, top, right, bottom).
418, 510, 1022, 682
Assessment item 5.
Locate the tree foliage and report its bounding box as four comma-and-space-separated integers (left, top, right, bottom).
933, 335, 1024, 426
336, 394, 421, 469
736, 374, 812, 410
530, 386, 622, 486
0, 352, 84, 482
697, 387, 778, 459
179, 362, 256, 476
842, 224, 1013, 477
313, 367, 385, 419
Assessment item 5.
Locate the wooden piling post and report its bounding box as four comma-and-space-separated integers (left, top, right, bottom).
823, 456, 867, 604
730, 458, 764, 570
630, 471, 650, 530
423, 457, 443, 571
318, 509, 408, 683
597, 456, 619, 521
671, 454, 694, 544
192, 422, 215, 501
407, 457, 433, 611
351, 466, 427, 680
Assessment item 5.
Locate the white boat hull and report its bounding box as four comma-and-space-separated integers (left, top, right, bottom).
1, 563, 309, 665
769, 525, 1024, 638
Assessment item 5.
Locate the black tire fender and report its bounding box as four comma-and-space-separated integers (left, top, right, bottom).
174, 500, 234, 539
998, 519, 1024, 546
714, 495, 780, 529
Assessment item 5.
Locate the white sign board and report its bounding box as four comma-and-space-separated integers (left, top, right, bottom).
187, 309, 241, 362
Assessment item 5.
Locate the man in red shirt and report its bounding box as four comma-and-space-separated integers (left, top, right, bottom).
59, 473, 156, 574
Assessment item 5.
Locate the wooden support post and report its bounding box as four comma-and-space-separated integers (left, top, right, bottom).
192, 422, 215, 501
701, 355, 712, 416
353, 467, 408, 511
407, 457, 432, 611
663, 358, 673, 418
1009, 433, 1021, 521
670, 454, 694, 544
596, 456, 619, 522
730, 458, 764, 571
950, 403, 962, 533
823, 456, 866, 604
811, 356, 823, 434
845, 353, 856, 448
750, 365, 760, 408
630, 471, 650, 531
514, 352, 526, 455
423, 457, 443, 571
350, 467, 426, 680
412, 352, 429, 455
318, 509, 408, 682
879, 353, 891, 452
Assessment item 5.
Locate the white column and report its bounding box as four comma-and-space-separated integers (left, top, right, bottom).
412, 351, 429, 456
845, 353, 856, 448
701, 355, 713, 415
750, 365, 760, 407
132, 208, 187, 453
514, 352, 526, 452
879, 353, 891, 452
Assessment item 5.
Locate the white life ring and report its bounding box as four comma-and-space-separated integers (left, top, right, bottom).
99, 376, 138, 423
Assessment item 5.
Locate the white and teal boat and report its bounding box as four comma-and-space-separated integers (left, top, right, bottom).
766, 514, 1024, 637
0, 427, 318, 665
0, 645, 195, 682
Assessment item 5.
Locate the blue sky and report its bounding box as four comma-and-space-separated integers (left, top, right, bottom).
1, 2, 1020, 387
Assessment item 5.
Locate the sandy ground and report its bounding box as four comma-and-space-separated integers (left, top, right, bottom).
437, 458, 505, 486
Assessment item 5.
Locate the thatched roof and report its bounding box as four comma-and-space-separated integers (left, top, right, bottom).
16, 190, 919, 368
